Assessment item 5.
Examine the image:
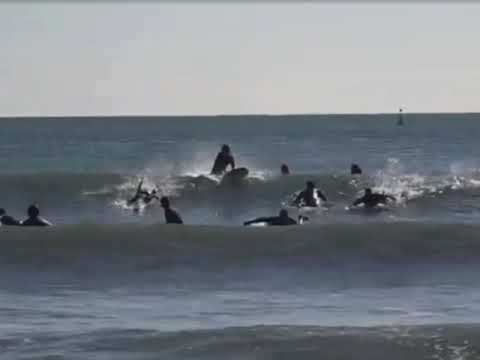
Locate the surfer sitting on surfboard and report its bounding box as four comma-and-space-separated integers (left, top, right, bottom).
211, 144, 235, 175
244, 209, 297, 226
160, 196, 183, 224
352, 188, 396, 209
293, 181, 327, 208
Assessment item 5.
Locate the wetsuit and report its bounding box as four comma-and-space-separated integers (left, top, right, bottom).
294, 188, 327, 207
353, 193, 395, 209
22, 217, 52, 227
211, 152, 235, 175
164, 208, 183, 224
0, 215, 20, 226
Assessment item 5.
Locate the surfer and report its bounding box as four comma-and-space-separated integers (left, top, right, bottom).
160, 196, 183, 224
211, 144, 235, 175
351, 163, 362, 175
127, 178, 159, 205
281, 164, 290, 175
243, 209, 297, 226
142, 189, 160, 204
352, 188, 396, 209
0, 208, 20, 226
293, 181, 327, 208
21, 205, 52, 227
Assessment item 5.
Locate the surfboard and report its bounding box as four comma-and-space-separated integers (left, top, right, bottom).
220, 167, 249, 185
345, 204, 390, 214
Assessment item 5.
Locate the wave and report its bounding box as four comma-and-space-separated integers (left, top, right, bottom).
1, 165, 480, 208
6, 324, 480, 360
1, 222, 480, 265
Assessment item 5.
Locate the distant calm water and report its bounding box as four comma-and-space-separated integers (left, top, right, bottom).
2, 113, 480, 360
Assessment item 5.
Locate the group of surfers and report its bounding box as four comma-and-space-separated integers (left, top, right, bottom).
0, 144, 396, 228
0, 205, 52, 227
129, 144, 397, 226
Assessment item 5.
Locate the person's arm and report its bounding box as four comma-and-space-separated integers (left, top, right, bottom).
136, 178, 144, 193
385, 194, 396, 202
211, 154, 221, 174
244, 217, 274, 226
352, 197, 364, 206
317, 189, 327, 202
288, 217, 298, 225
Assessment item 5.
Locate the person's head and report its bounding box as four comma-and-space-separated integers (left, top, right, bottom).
279, 209, 289, 219
0, 208, 5, 216
351, 163, 362, 175
306, 181, 315, 189
365, 188, 373, 196
281, 164, 290, 175
160, 196, 170, 208
221, 144, 231, 155
27, 204, 40, 218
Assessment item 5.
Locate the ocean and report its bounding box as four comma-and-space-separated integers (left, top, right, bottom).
1, 113, 480, 359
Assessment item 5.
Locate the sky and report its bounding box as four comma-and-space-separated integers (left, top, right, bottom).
1, 2, 479, 116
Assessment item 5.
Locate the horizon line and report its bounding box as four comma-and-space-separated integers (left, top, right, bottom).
1, 111, 480, 119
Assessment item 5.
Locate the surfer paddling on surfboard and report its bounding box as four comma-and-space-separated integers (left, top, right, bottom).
352, 188, 396, 209
293, 181, 327, 208
244, 209, 299, 226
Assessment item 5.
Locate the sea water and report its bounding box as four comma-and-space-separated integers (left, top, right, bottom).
1, 114, 480, 359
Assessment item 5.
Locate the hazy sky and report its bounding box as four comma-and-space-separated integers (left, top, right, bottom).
1, 2, 479, 116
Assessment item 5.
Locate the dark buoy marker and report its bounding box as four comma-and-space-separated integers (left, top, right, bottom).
397, 108, 404, 126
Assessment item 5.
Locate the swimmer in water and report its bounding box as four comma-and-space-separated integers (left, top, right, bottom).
352, 188, 396, 209
293, 181, 327, 208
211, 144, 235, 176
281, 164, 290, 175
21, 204, 52, 227
160, 196, 183, 224
0, 208, 20, 226
244, 209, 297, 226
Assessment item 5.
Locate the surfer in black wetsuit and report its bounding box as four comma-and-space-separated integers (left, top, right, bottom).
352, 188, 396, 209
21, 205, 52, 227
160, 196, 183, 224
351, 163, 362, 175
127, 178, 149, 205
293, 181, 327, 208
0, 208, 20, 226
143, 189, 160, 204
244, 209, 297, 226
281, 164, 290, 175
127, 178, 159, 206
211, 144, 235, 175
